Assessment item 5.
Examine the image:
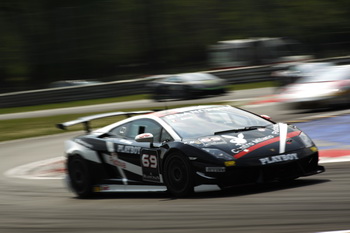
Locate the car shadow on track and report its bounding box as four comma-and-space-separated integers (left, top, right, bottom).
74, 179, 330, 200
191, 178, 330, 199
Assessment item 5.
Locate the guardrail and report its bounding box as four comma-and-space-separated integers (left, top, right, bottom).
1, 56, 350, 108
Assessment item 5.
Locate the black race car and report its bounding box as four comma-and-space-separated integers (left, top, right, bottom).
57, 105, 325, 198
147, 72, 227, 101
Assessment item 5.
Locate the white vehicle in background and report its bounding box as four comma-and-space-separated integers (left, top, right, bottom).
272, 62, 335, 89
279, 65, 350, 109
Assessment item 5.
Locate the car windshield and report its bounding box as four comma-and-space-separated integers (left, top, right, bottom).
297, 65, 350, 83
181, 73, 218, 82
292, 63, 330, 74
161, 106, 272, 139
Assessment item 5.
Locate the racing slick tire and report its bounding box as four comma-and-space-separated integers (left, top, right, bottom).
163, 152, 195, 198
67, 155, 94, 199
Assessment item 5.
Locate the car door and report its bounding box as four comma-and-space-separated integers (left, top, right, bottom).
165, 76, 186, 98
106, 118, 172, 184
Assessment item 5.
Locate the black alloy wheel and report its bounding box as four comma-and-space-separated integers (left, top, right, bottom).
68, 155, 94, 198
163, 152, 195, 197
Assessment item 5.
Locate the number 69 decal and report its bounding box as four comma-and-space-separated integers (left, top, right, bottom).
142, 154, 158, 168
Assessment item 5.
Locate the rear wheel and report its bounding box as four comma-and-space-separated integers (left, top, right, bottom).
67, 155, 94, 198
163, 152, 194, 197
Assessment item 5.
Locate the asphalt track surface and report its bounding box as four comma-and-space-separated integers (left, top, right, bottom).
1, 89, 350, 233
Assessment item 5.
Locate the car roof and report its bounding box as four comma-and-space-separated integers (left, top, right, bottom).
150, 105, 224, 118
94, 105, 236, 141
95, 105, 227, 134
151, 72, 219, 82
296, 64, 350, 83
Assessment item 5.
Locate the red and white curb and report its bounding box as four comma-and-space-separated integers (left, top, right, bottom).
319, 150, 350, 164
244, 94, 281, 106
234, 95, 281, 108
4, 156, 65, 180
317, 231, 350, 233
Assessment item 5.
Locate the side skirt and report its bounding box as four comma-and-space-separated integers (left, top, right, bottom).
92, 184, 221, 193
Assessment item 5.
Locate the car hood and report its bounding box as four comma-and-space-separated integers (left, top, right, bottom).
280, 81, 341, 101
183, 123, 307, 161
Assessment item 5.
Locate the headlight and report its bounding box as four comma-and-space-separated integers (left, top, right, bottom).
201, 148, 233, 160
299, 132, 314, 148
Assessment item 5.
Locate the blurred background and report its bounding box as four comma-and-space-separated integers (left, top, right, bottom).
1, 0, 350, 93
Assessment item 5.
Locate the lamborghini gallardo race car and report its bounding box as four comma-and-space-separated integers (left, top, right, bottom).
57, 105, 325, 198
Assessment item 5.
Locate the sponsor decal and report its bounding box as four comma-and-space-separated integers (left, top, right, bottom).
259, 153, 298, 165
272, 124, 280, 135
185, 140, 203, 145
205, 167, 226, 172
141, 153, 158, 169
230, 135, 274, 154
232, 145, 252, 154
199, 136, 227, 146
222, 133, 247, 145
117, 145, 141, 154
143, 174, 161, 183
233, 131, 301, 159
141, 149, 161, 183
106, 141, 128, 185
110, 152, 126, 169
163, 106, 230, 121
94, 185, 110, 192
252, 135, 275, 144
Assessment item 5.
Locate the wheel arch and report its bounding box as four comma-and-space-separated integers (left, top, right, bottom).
160, 143, 200, 174
161, 148, 185, 171
65, 139, 102, 164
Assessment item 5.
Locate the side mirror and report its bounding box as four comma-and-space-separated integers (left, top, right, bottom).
260, 114, 272, 120
135, 133, 154, 143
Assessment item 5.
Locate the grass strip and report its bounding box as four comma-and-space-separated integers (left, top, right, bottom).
0, 81, 276, 115
0, 112, 124, 142
0, 94, 149, 115
0, 81, 276, 142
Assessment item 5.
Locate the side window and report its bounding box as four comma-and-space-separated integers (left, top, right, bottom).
128, 119, 162, 142
166, 76, 182, 83
109, 123, 129, 138
109, 119, 174, 143
160, 128, 173, 143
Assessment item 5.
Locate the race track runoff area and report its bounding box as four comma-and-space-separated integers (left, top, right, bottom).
295, 114, 350, 163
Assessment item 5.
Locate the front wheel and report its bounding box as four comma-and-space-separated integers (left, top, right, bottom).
163, 152, 195, 197
67, 155, 94, 198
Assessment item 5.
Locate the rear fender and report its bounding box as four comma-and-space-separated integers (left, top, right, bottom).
65, 140, 102, 164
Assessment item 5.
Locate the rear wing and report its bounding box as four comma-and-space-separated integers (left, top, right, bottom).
56, 110, 153, 133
